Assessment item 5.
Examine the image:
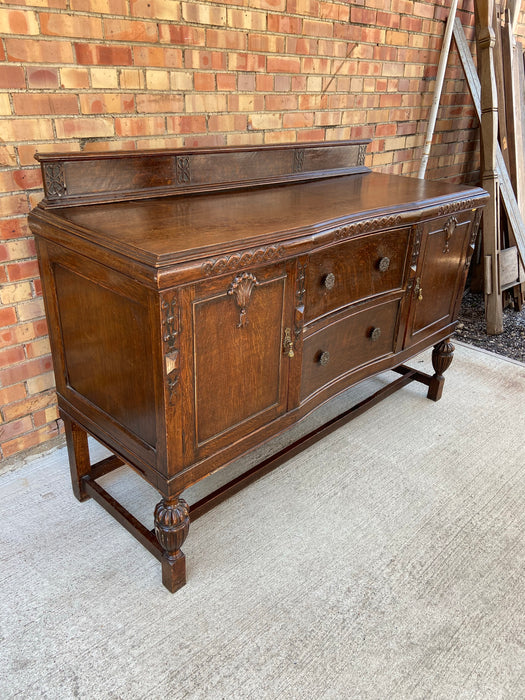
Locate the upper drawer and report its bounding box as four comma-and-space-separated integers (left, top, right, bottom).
304, 227, 411, 322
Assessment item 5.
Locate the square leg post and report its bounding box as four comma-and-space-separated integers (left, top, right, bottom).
63, 415, 91, 502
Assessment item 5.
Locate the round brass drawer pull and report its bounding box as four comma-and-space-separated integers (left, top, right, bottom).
323, 272, 336, 290
318, 351, 330, 366
378, 256, 390, 272
370, 327, 381, 342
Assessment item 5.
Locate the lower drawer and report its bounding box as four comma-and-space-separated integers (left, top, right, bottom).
300, 297, 401, 400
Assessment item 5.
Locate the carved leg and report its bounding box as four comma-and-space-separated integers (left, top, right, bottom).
427, 339, 455, 401
154, 496, 190, 593
63, 415, 91, 502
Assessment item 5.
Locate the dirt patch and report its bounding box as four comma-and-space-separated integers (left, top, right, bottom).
455, 290, 525, 364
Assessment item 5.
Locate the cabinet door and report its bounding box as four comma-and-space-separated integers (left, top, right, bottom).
182, 260, 295, 461
404, 211, 473, 347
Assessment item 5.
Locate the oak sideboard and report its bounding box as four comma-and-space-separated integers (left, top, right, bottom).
28, 141, 488, 592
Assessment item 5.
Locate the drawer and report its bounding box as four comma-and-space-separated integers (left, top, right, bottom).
305, 228, 411, 322
419, 208, 474, 236
300, 297, 401, 401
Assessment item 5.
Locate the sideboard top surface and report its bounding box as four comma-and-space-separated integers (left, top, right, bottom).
33, 171, 486, 268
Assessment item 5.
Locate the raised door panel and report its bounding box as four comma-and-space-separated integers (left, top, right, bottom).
183, 261, 295, 460
52, 261, 158, 455
404, 212, 473, 346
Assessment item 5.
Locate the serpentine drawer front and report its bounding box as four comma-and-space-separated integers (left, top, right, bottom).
28, 141, 488, 593
300, 297, 401, 401
305, 227, 411, 322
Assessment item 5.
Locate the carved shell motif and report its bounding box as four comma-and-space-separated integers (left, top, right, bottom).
228, 272, 259, 328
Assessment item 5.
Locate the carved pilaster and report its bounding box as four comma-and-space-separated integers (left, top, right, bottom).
161, 293, 180, 399
154, 496, 190, 593
465, 208, 483, 268
411, 224, 423, 270
405, 224, 423, 300
470, 208, 483, 246
427, 339, 455, 401
294, 261, 307, 342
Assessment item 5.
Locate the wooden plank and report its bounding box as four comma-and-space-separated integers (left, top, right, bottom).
518, 42, 525, 302
501, 7, 523, 204
89, 454, 124, 481
512, 36, 525, 215
500, 246, 520, 288
508, 0, 520, 32
493, 3, 510, 175
454, 17, 525, 271
510, 33, 525, 306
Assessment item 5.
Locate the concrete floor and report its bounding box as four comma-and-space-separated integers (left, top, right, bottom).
1, 343, 525, 699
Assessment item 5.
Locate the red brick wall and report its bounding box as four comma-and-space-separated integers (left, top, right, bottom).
0, 0, 510, 461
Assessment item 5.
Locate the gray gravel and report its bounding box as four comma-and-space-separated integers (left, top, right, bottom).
455, 290, 525, 363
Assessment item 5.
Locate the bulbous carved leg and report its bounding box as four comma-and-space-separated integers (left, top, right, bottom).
154, 496, 190, 593
427, 339, 455, 401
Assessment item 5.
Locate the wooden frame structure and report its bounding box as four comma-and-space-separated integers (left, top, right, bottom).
452, 6, 525, 333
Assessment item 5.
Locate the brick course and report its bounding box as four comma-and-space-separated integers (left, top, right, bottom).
0, 0, 518, 461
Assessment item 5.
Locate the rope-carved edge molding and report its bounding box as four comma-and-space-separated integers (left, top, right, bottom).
334, 215, 403, 240
202, 245, 286, 276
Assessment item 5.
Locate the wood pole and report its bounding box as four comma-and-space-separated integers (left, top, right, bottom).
418, 0, 459, 179
508, 0, 521, 33
476, 0, 503, 334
